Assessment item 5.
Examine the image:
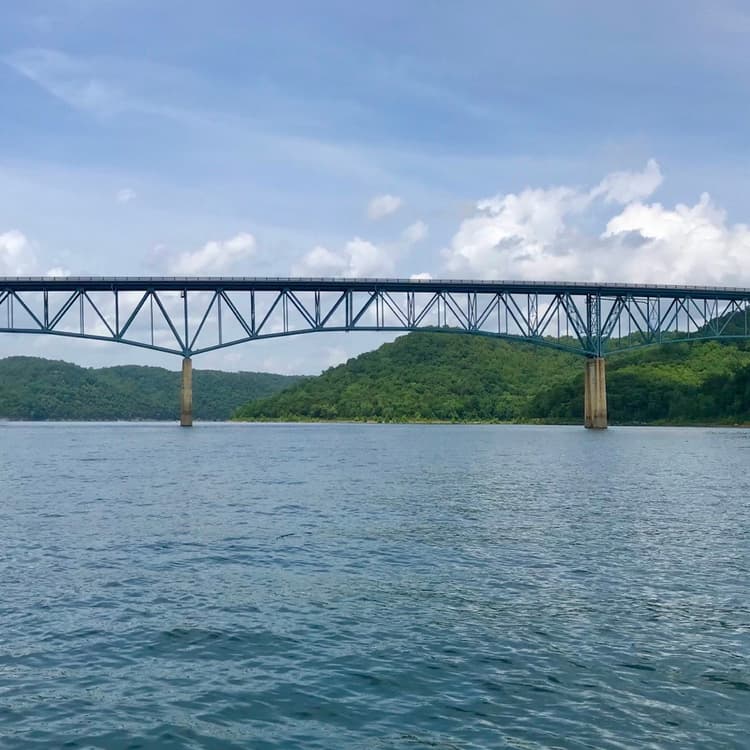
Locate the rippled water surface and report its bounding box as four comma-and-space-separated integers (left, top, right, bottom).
1, 423, 749, 749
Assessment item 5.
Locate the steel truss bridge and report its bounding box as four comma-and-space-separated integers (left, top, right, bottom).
2, 276, 750, 427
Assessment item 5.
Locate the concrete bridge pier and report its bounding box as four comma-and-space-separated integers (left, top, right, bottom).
584, 357, 607, 429
180, 357, 193, 427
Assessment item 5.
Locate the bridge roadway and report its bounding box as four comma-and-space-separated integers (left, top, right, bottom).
3, 276, 750, 428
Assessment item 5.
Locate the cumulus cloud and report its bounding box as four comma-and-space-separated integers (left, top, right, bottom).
442, 159, 750, 285
600, 193, 750, 284
116, 188, 136, 204
0, 230, 37, 275
169, 233, 256, 275
367, 193, 402, 220
347, 237, 394, 276
293, 237, 394, 278
590, 158, 663, 205
402, 220, 428, 245
444, 186, 580, 280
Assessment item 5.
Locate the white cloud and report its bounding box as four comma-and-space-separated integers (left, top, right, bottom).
367, 193, 402, 220
410, 272, 433, 280
116, 188, 136, 204
601, 193, 750, 284
402, 220, 428, 245
590, 158, 663, 205
443, 186, 580, 279
442, 160, 750, 285
0, 230, 37, 275
347, 237, 393, 277
169, 233, 256, 275
292, 237, 394, 278
291, 219, 425, 281
292, 245, 347, 277
45, 266, 71, 277
0, 229, 71, 278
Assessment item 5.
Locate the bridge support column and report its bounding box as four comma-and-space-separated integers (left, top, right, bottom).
584, 357, 607, 429
180, 357, 193, 427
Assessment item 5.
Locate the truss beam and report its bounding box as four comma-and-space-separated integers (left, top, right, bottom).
0, 277, 748, 358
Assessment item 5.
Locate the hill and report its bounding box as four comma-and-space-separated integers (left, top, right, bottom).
0, 357, 302, 421
234, 333, 580, 422
233, 332, 750, 425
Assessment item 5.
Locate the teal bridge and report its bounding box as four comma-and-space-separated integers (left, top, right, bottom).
2, 276, 749, 428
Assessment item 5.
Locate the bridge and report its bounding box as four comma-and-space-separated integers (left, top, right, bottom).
2, 276, 750, 428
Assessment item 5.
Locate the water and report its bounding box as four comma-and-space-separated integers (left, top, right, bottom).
1, 423, 749, 749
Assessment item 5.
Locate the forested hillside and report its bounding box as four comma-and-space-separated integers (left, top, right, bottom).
234, 332, 750, 425
7, 331, 750, 425
0, 357, 301, 421
235, 333, 579, 422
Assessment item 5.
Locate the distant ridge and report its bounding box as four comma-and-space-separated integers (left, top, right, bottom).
0, 357, 302, 421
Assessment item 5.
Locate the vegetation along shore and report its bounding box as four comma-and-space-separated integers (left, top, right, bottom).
3, 328, 750, 425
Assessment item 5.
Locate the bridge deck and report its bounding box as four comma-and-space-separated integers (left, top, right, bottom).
2, 276, 750, 299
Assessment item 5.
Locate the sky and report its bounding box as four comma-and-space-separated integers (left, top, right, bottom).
1, 0, 750, 374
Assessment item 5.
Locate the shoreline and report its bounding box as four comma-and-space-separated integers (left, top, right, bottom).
2, 417, 749, 428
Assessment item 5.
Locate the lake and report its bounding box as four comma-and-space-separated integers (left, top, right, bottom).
1, 423, 748, 748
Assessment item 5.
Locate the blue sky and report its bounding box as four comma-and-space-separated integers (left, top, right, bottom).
1, 0, 750, 373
